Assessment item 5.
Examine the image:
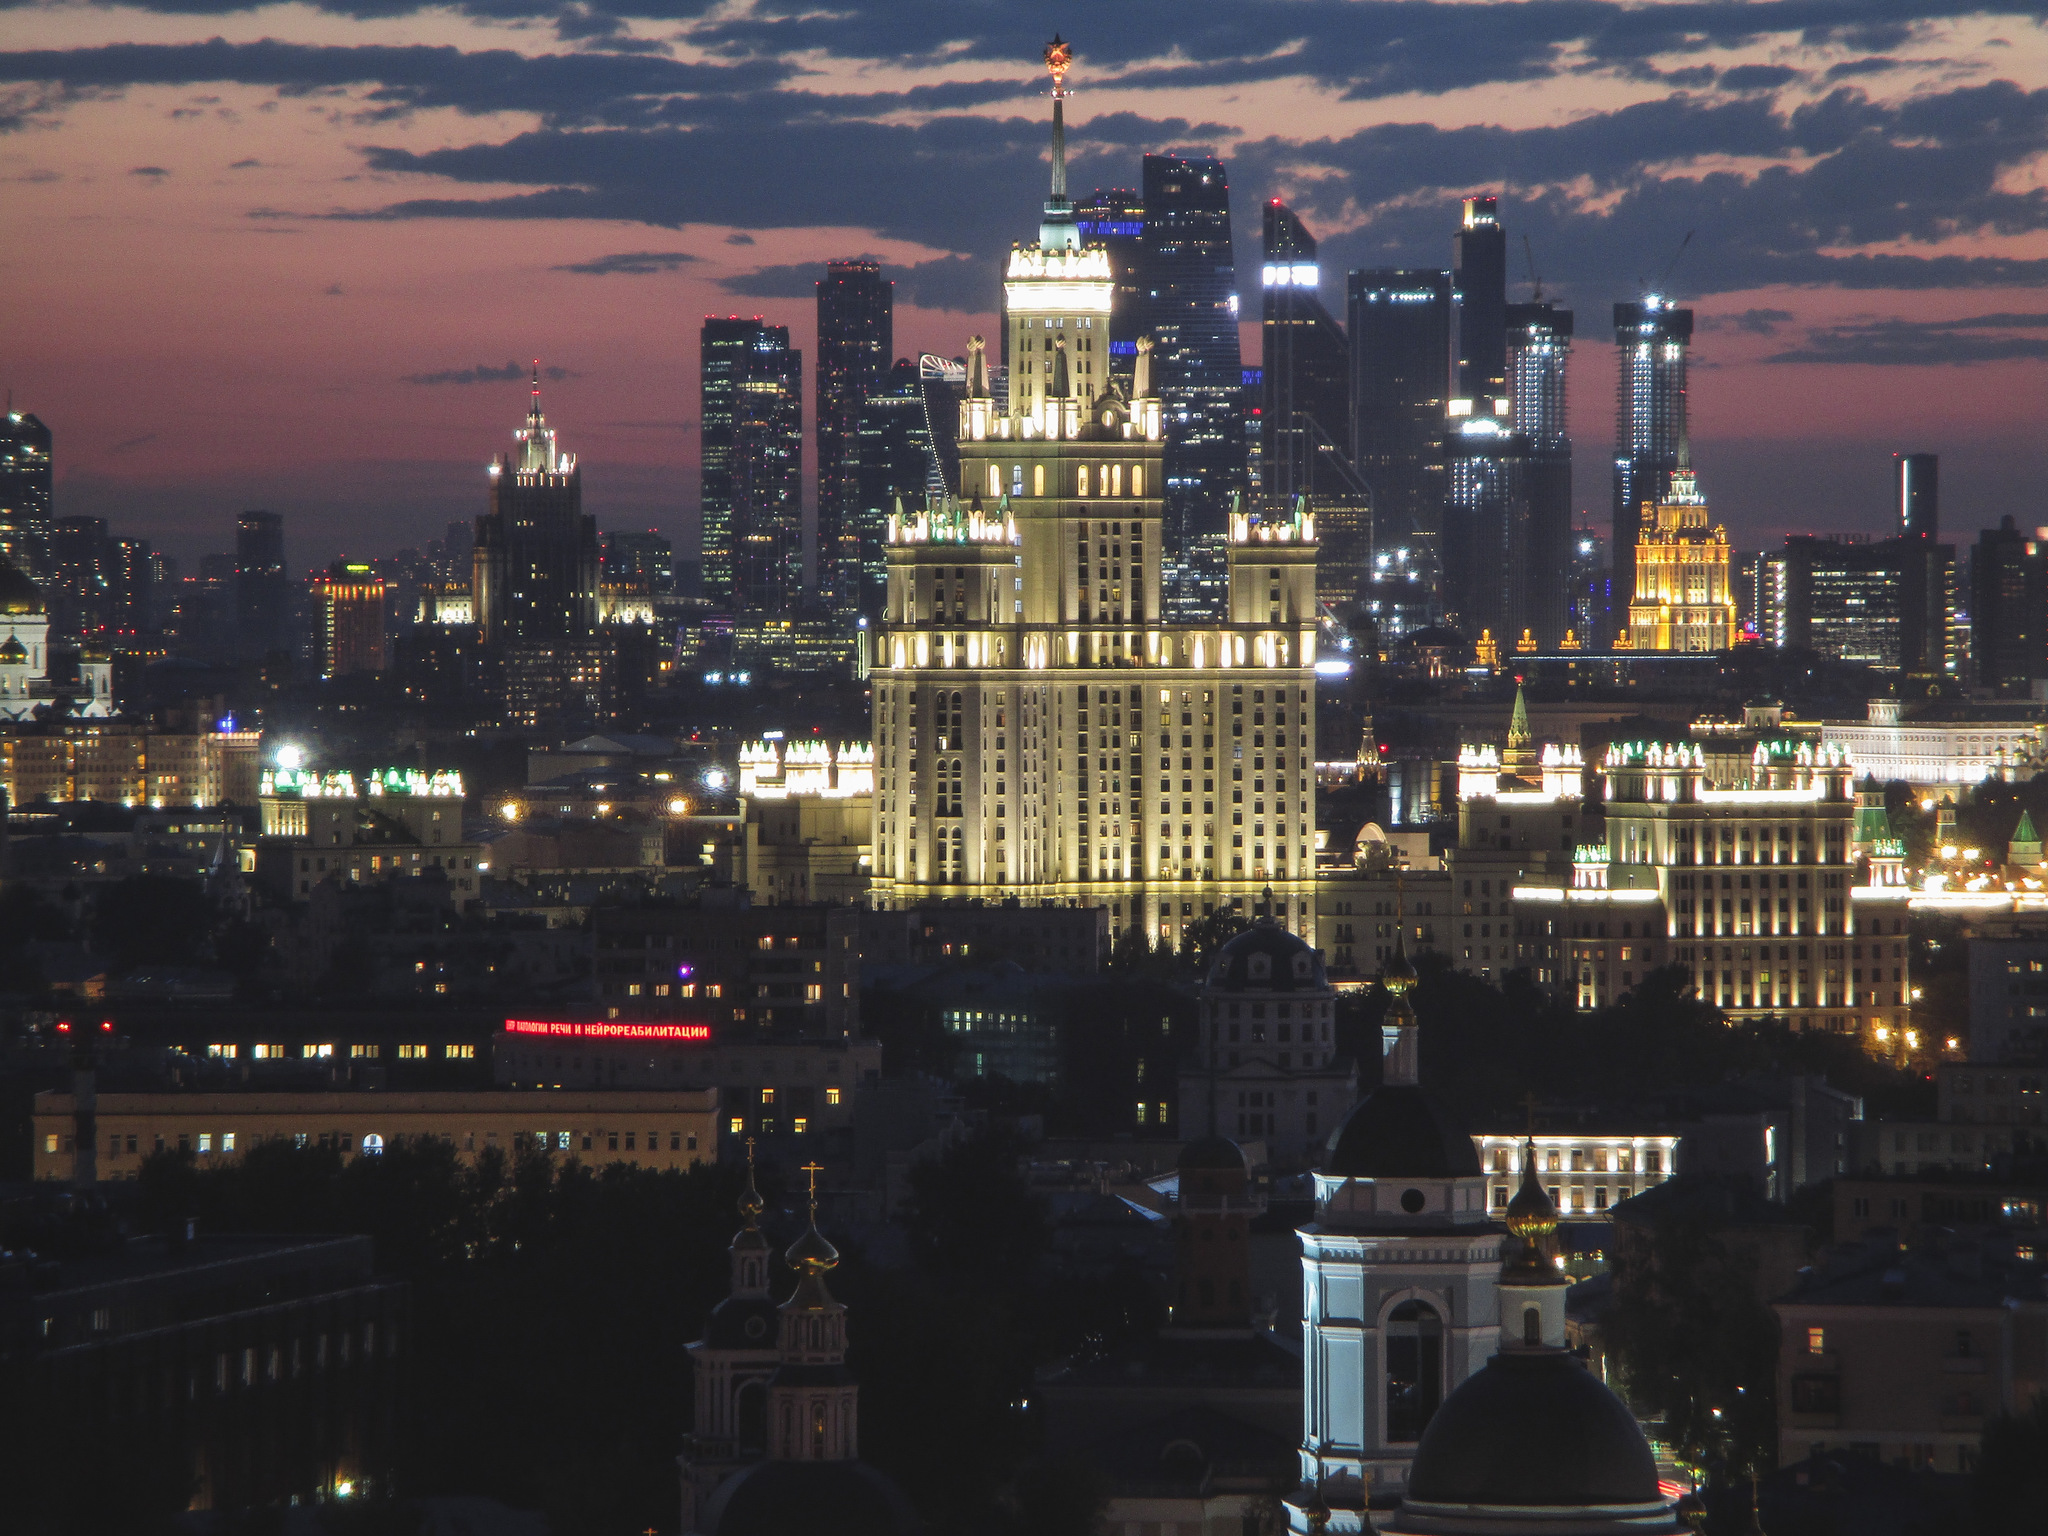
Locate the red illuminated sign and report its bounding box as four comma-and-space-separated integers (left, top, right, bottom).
504, 1019, 711, 1042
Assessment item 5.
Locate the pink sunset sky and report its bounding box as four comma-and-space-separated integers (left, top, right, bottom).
3, 1, 2046, 572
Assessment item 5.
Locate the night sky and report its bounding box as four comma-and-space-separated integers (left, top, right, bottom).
4, 1, 2046, 570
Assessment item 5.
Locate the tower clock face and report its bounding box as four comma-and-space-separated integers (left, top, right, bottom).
745, 1315, 769, 1340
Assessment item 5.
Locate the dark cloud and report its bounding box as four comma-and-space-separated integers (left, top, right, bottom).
324, 281, 344, 294
1766, 313, 2048, 364
108, 432, 157, 454
724, 232, 754, 245
720, 253, 992, 312
228, 156, 261, 167
1718, 64, 1805, 91
553, 249, 700, 274
130, 164, 170, 176
1704, 307, 1796, 334
403, 360, 580, 385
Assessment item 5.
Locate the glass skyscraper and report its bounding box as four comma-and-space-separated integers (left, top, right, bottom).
816, 261, 892, 617
0, 407, 52, 581
1140, 154, 1245, 619
1076, 188, 1147, 392
1348, 268, 1452, 612
1611, 297, 1692, 637
1260, 199, 1353, 502
1506, 300, 1574, 648
1453, 196, 1507, 405
699, 317, 803, 625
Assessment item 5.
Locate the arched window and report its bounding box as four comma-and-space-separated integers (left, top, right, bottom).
1386, 1300, 1445, 1442
361, 1133, 384, 1154
1523, 1305, 1541, 1346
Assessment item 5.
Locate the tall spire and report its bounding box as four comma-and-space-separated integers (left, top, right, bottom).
1039, 35, 1079, 252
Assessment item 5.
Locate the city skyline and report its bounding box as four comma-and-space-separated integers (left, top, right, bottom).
3, 6, 2046, 568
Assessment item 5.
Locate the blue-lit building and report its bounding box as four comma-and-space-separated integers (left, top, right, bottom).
1141, 154, 1246, 620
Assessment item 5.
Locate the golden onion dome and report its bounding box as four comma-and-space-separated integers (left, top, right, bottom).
738, 1169, 766, 1225
1381, 938, 1418, 998
786, 1221, 840, 1276
1505, 1139, 1558, 1243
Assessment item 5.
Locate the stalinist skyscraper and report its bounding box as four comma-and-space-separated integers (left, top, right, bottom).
868, 37, 1320, 950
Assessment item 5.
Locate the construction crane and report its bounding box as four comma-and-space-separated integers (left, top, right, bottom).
1640, 229, 1694, 299
1522, 234, 1543, 302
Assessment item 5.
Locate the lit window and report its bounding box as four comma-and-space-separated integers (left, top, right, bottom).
1808, 1327, 1826, 1354
198, 1134, 212, 1154
793, 1118, 809, 1135
43, 1133, 57, 1154
350, 1044, 378, 1059
252, 1044, 284, 1060
760, 1088, 775, 1105
398, 1044, 428, 1060
729, 1116, 744, 1134
207, 1043, 237, 1060
1136, 1102, 1149, 1125
445, 1043, 475, 1060
805, 984, 822, 1002
303, 1043, 333, 1059
825, 1087, 841, 1106
627, 984, 643, 997
221, 1133, 235, 1151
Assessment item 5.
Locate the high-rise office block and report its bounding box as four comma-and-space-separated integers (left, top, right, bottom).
1141, 153, 1245, 617
109, 537, 154, 634
1441, 413, 1529, 648
1076, 188, 1147, 390
871, 43, 1319, 950
1506, 301, 1575, 649
0, 407, 53, 580
235, 511, 287, 657
1453, 195, 1507, 404
1567, 523, 1606, 650
1260, 199, 1352, 502
601, 530, 675, 598
852, 359, 937, 622
1898, 452, 1939, 540
1349, 269, 1453, 600
311, 561, 390, 678
699, 317, 803, 623
472, 371, 598, 645
816, 261, 892, 614
1612, 297, 1693, 630
50, 516, 110, 638
1971, 517, 2046, 691
1625, 456, 1735, 652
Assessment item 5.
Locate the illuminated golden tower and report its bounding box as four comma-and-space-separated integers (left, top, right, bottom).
1625, 445, 1734, 653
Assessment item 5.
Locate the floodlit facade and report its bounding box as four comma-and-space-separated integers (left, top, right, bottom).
1625, 458, 1735, 652
868, 61, 1318, 948
1472, 1133, 1679, 1219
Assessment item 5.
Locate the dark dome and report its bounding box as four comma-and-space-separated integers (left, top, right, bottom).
1324, 1086, 1479, 1178
703, 1293, 781, 1350
1178, 1135, 1250, 1174
1407, 1352, 1662, 1509
705, 1460, 922, 1536
1207, 923, 1327, 994
0, 558, 41, 616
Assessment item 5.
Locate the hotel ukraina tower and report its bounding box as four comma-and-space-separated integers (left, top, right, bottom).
869, 41, 1319, 948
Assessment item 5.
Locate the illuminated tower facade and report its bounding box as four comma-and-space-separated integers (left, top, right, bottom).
700, 318, 804, 623
1506, 301, 1574, 650
1625, 453, 1735, 653
869, 39, 1319, 951
1612, 297, 1692, 631
472, 370, 598, 645
0, 407, 53, 580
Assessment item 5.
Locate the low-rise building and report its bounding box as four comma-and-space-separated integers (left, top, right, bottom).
1833, 1177, 2047, 1244
593, 902, 861, 1037
0, 1226, 406, 1512
254, 764, 484, 902
1774, 1229, 2048, 1474
858, 902, 1108, 972
32, 1087, 718, 1180
1471, 1132, 1679, 1220
1178, 923, 1353, 1168
1967, 934, 2048, 1062
1821, 697, 2047, 789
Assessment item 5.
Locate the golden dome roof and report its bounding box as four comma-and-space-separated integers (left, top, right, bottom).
1505, 1140, 1558, 1243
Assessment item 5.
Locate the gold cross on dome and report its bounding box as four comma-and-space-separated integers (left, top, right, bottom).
801, 1161, 825, 1214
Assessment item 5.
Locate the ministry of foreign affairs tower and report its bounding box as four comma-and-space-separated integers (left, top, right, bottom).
867, 37, 1319, 951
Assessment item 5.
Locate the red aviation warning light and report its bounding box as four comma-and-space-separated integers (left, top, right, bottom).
504, 1019, 710, 1041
